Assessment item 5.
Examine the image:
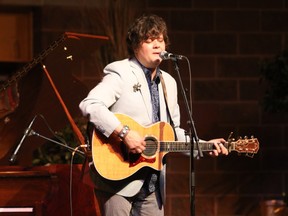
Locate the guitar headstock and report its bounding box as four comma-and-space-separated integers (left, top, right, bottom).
229, 136, 260, 157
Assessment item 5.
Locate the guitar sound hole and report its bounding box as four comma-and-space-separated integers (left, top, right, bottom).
143, 136, 158, 157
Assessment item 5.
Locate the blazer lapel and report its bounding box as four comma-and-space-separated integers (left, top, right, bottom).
129, 59, 153, 121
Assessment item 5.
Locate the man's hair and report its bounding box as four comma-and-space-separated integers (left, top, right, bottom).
126, 14, 170, 57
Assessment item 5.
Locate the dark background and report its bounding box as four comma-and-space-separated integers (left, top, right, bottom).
1, 0, 288, 215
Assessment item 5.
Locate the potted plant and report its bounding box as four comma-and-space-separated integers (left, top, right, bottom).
260, 49, 288, 112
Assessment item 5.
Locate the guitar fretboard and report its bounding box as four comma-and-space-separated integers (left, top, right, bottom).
159, 141, 234, 152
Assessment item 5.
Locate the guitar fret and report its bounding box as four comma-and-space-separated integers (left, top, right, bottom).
208, 143, 212, 151
161, 141, 245, 153
160, 141, 191, 152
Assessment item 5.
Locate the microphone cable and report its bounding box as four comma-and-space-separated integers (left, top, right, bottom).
69, 144, 88, 216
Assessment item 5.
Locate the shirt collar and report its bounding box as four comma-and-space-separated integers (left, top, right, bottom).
135, 58, 160, 82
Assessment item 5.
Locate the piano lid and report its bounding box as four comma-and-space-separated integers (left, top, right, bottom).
0, 32, 109, 166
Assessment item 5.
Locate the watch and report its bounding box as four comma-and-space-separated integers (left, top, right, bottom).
118, 125, 130, 139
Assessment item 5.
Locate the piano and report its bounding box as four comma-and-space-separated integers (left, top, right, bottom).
0, 32, 109, 215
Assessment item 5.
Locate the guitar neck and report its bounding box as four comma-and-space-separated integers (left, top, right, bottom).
160, 141, 234, 153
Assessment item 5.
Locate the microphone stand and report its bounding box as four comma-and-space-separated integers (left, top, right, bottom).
171, 58, 203, 216
29, 129, 85, 156
9, 114, 85, 165
9, 115, 38, 163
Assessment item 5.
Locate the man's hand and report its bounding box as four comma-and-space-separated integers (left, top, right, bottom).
122, 130, 146, 154
208, 138, 229, 156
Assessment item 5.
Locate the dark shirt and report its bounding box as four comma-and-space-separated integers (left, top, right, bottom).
142, 66, 161, 123
141, 64, 161, 193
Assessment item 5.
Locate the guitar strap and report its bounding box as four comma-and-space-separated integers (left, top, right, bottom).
159, 73, 178, 141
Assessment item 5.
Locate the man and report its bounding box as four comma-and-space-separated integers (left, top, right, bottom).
79, 14, 228, 216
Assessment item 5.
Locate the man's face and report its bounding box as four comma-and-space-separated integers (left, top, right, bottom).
135, 34, 166, 69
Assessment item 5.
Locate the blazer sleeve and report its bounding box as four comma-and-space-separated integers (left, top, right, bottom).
79, 61, 125, 137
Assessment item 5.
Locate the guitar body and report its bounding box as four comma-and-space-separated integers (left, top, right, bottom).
92, 114, 175, 181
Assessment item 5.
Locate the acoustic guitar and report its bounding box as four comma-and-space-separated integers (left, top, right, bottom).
91, 113, 259, 181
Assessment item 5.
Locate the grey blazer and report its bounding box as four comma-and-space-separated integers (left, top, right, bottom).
79, 57, 187, 203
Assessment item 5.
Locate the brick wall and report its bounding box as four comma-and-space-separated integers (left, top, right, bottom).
2, 0, 288, 215
145, 1, 288, 215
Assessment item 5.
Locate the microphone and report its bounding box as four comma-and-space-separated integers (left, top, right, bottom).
9, 115, 37, 163
159, 51, 184, 60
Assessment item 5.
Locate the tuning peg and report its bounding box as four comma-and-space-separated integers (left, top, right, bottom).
251, 135, 254, 139
246, 153, 255, 158
244, 136, 248, 139
227, 132, 233, 141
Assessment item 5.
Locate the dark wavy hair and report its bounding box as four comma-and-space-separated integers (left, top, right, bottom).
126, 14, 170, 57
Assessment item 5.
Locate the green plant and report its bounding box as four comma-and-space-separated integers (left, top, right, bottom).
260, 49, 288, 112
32, 117, 87, 165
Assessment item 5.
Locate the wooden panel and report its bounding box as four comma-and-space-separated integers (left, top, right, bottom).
0, 11, 33, 62
0, 164, 101, 216
0, 166, 56, 216
31, 164, 98, 216
0, 165, 98, 216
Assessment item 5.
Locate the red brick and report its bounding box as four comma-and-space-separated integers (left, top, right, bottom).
238, 125, 283, 148
42, 6, 83, 30
217, 103, 260, 124
178, 109, 237, 141
216, 10, 260, 32
171, 10, 214, 32
239, 34, 282, 54
147, 0, 192, 8
194, 33, 237, 54
169, 32, 193, 55
262, 111, 288, 124
262, 11, 288, 32
217, 57, 261, 78
239, 80, 263, 100
239, 0, 284, 8
284, 126, 288, 146
262, 149, 288, 171
193, 0, 237, 8
193, 80, 237, 101
190, 56, 216, 78
285, 35, 288, 49
216, 155, 261, 171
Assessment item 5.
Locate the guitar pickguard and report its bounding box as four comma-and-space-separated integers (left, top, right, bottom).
129, 154, 156, 167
